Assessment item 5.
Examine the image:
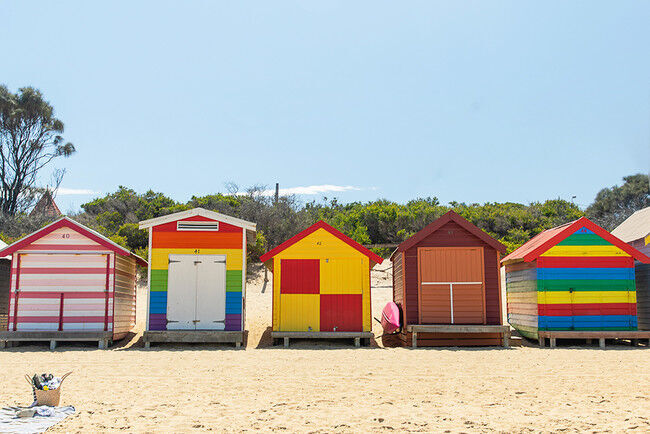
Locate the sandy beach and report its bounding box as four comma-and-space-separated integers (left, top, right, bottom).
1, 264, 648, 432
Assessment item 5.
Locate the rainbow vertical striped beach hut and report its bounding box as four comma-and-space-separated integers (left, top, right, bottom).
502, 216, 650, 347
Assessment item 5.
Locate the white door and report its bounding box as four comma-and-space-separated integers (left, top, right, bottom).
195, 255, 226, 330
167, 254, 197, 330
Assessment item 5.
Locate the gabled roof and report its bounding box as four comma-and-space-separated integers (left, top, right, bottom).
259, 220, 383, 266
611, 206, 650, 243
391, 210, 506, 259
0, 217, 147, 266
139, 208, 256, 232
30, 190, 62, 218
502, 216, 650, 265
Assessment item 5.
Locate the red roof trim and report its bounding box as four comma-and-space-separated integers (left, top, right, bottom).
259, 220, 383, 265
0, 217, 147, 267
394, 210, 507, 255
519, 217, 650, 263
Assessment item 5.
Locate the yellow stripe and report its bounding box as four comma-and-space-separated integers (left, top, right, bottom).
273, 259, 281, 331
151, 248, 243, 270
645, 234, 650, 246
541, 245, 630, 257
538, 291, 636, 304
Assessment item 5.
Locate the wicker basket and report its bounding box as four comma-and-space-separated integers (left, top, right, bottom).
25, 372, 72, 407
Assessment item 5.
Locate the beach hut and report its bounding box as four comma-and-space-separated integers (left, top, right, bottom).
612, 207, 650, 330
0, 217, 146, 349
260, 221, 382, 347
502, 216, 650, 347
0, 240, 10, 333
139, 208, 256, 348
389, 211, 510, 347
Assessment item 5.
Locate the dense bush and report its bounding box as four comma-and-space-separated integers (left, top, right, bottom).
1, 174, 647, 264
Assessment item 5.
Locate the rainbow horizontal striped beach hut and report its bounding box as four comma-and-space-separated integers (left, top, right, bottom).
139, 208, 256, 348
502, 217, 650, 341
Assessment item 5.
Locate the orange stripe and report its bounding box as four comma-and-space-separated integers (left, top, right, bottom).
152, 231, 243, 249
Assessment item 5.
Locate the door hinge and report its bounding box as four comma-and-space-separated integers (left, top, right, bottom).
194, 261, 202, 265
169, 259, 180, 264
167, 320, 179, 324
192, 320, 200, 323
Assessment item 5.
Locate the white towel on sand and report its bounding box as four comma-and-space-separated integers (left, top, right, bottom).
0, 406, 75, 433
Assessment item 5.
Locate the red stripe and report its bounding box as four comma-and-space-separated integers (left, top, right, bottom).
58, 293, 64, 331
537, 256, 634, 268
20, 244, 110, 251
13, 267, 113, 274
152, 216, 243, 233
523, 217, 650, 263
13, 254, 21, 331
13, 291, 113, 299
16, 316, 107, 323
539, 303, 637, 316
104, 255, 110, 331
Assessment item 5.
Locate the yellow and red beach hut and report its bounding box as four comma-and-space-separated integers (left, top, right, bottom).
260, 221, 383, 347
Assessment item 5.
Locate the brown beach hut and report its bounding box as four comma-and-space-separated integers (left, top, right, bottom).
390, 211, 510, 347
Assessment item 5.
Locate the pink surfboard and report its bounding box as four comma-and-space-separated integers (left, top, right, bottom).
381, 302, 401, 334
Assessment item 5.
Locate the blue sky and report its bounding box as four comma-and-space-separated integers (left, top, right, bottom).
2, 1, 649, 213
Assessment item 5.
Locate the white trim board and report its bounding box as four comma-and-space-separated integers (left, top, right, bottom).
139, 208, 256, 232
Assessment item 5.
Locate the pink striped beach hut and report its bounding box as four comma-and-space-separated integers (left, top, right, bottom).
0, 217, 146, 349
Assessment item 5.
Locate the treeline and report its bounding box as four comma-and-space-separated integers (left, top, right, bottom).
0, 174, 648, 263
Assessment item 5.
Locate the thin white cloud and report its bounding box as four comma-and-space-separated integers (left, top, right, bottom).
242, 184, 364, 196
56, 188, 98, 195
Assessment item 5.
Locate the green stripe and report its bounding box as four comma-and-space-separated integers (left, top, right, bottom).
538, 279, 635, 291
226, 270, 243, 292
150, 269, 168, 292
506, 280, 537, 293
149, 269, 243, 292
510, 324, 538, 338
557, 234, 611, 246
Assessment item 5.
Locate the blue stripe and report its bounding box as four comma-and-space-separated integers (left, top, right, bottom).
538, 268, 634, 280
572, 227, 595, 235
149, 291, 241, 315
149, 291, 168, 314
539, 315, 637, 329
226, 291, 242, 315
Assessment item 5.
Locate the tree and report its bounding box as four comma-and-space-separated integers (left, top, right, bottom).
0, 86, 75, 215
586, 174, 650, 230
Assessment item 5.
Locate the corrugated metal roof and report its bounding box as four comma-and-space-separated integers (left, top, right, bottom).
501, 220, 576, 263
611, 206, 650, 243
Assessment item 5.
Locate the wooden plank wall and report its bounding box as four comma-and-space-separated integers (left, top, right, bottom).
630, 239, 650, 330
148, 216, 244, 331
505, 261, 538, 339
392, 252, 404, 322
0, 259, 10, 330
402, 220, 502, 326
397, 331, 504, 347
7, 227, 115, 332
271, 228, 372, 333
113, 255, 137, 339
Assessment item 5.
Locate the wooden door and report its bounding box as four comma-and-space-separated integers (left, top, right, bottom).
13, 253, 109, 332
418, 247, 486, 324
195, 255, 226, 330
167, 254, 197, 330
